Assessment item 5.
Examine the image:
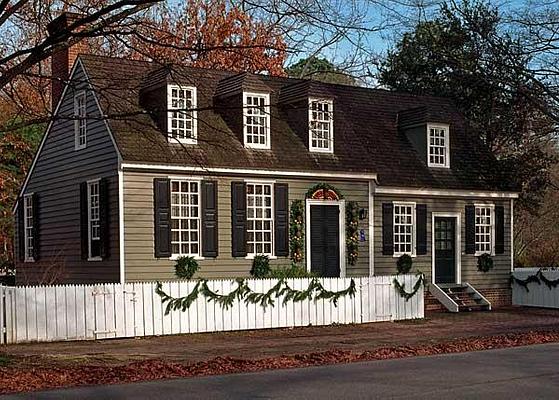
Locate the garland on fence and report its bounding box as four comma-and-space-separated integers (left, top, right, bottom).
393, 272, 425, 302
289, 200, 305, 264
511, 269, 559, 292
346, 201, 359, 266
155, 278, 357, 314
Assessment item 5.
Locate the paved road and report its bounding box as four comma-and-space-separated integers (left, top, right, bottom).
5, 343, 559, 399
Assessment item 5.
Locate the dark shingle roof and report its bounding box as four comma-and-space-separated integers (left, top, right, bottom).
79, 54, 512, 191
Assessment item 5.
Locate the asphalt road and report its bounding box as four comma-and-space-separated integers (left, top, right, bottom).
5, 343, 559, 399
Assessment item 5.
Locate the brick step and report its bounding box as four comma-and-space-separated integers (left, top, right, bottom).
458, 304, 490, 312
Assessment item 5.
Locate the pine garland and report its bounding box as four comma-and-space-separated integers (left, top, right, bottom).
511, 269, 559, 292
156, 278, 357, 314
346, 201, 359, 266
393, 273, 425, 302
289, 200, 305, 264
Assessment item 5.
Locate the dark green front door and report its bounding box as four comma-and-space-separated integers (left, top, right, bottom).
310, 205, 340, 277
434, 217, 456, 284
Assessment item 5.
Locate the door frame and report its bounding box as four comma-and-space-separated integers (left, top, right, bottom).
305, 199, 346, 278
431, 212, 461, 284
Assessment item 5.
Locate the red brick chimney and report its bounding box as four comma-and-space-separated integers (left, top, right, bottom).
47, 12, 89, 107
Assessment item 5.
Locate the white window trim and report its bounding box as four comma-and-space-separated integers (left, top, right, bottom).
427, 123, 450, 168
245, 180, 275, 258
169, 178, 203, 259
167, 84, 198, 145
87, 179, 102, 261
74, 91, 87, 151
393, 201, 417, 258
308, 97, 334, 153
474, 203, 495, 256
23, 193, 34, 263
243, 92, 271, 150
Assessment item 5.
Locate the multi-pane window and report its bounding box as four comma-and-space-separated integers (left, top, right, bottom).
243, 93, 270, 149
88, 180, 101, 259
428, 125, 449, 167
246, 183, 273, 256
475, 206, 494, 255
394, 203, 415, 255
309, 99, 334, 152
168, 85, 197, 143
23, 195, 34, 261
170, 180, 200, 256
74, 91, 87, 150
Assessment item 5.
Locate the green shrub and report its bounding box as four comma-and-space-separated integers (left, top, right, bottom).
174, 256, 200, 279
250, 255, 271, 278
396, 254, 413, 274
268, 264, 316, 279
477, 253, 494, 272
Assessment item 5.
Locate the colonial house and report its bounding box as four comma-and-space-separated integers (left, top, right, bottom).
13, 14, 517, 310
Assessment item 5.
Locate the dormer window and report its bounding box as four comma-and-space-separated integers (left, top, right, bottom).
243, 92, 270, 149
309, 98, 333, 153
167, 84, 197, 144
427, 124, 450, 168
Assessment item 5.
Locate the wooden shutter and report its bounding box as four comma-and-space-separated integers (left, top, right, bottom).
31, 193, 40, 261
465, 205, 476, 254
416, 204, 427, 255
495, 205, 505, 254
154, 178, 171, 258
80, 182, 88, 260
231, 181, 247, 257
201, 180, 218, 258
382, 203, 394, 256
99, 178, 110, 259
274, 183, 289, 257
17, 198, 25, 262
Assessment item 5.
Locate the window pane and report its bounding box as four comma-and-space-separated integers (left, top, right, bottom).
244, 94, 269, 147
170, 180, 201, 257
246, 183, 274, 256
309, 100, 333, 151
393, 203, 414, 255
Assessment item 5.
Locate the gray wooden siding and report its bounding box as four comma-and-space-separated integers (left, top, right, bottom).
373, 194, 512, 290
123, 171, 370, 281
15, 62, 120, 284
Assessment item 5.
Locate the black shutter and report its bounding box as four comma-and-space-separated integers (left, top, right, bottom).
495, 205, 505, 254
17, 198, 25, 262
274, 183, 289, 257
154, 178, 171, 258
31, 193, 40, 261
80, 182, 89, 260
99, 178, 110, 259
465, 205, 476, 254
382, 203, 394, 256
416, 204, 427, 255
231, 181, 247, 257
201, 180, 218, 258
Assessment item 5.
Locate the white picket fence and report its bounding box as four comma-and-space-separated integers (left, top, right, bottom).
0, 275, 424, 344
512, 268, 559, 309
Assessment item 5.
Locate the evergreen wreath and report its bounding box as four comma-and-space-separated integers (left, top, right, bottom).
174, 256, 200, 279
251, 255, 271, 278
393, 272, 425, 301
396, 254, 413, 274
289, 200, 305, 264
477, 253, 494, 273
346, 201, 359, 266
155, 277, 357, 314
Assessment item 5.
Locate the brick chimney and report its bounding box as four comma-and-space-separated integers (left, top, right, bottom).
47, 12, 89, 107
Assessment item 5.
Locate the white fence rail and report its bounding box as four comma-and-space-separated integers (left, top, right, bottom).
0, 275, 423, 345
512, 268, 559, 309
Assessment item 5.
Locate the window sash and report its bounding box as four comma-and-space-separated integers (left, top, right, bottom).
88, 181, 101, 259
246, 182, 274, 256
309, 99, 333, 152
168, 85, 197, 142
393, 203, 415, 256
170, 180, 201, 257
428, 125, 449, 167
74, 92, 87, 149
23, 195, 34, 261
243, 93, 270, 149
475, 206, 494, 255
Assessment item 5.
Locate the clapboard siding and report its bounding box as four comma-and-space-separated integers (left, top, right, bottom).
15, 62, 120, 285
123, 171, 370, 281
373, 194, 512, 289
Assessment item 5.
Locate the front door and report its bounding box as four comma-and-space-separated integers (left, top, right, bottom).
310, 205, 340, 277
434, 217, 456, 284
